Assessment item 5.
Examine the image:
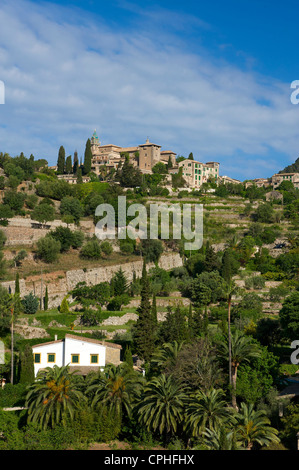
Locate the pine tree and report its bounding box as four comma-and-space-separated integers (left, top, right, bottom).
65, 155, 73, 174
57, 146, 66, 174
83, 138, 92, 175
133, 261, 155, 362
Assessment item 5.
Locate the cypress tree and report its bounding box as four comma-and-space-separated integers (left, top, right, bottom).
73, 150, 78, 174
159, 305, 189, 344
77, 167, 83, 184
124, 345, 133, 368
15, 273, 20, 295
14, 273, 22, 315
133, 261, 155, 362
65, 155, 73, 174
19, 344, 35, 384
151, 293, 158, 327
57, 146, 66, 174
204, 246, 220, 272
83, 138, 92, 175
44, 286, 48, 311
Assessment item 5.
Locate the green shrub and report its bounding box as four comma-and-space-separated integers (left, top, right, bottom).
22, 292, 39, 314
0, 383, 27, 407
80, 239, 102, 259
36, 236, 61, 263
100, 241, 113, 256
60, 296, 70, 314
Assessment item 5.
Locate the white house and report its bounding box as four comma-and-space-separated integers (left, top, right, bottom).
32, 334, 122, 376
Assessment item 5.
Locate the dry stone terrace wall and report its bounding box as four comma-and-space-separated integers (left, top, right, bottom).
2, 217, 94, 246
1, 252, 183, 308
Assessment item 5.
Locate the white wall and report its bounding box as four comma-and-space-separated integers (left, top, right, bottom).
32, 341, 64, 376
64, 336, 106, 368
32, 337, 106, 376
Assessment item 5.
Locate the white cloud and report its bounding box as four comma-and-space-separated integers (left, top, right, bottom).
0, 0, 298, 179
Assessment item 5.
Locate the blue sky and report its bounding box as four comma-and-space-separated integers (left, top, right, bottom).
0, 0, 299, 180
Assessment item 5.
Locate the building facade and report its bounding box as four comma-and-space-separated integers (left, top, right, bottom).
271, 173, 299, 189
32, 334, 122, 376
178, 159, 220, 189
90, 130, 177, 175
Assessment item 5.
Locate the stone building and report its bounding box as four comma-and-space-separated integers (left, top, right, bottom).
271, 172, 299, 189
178, 159, 220, 189
90, 130, 177, 175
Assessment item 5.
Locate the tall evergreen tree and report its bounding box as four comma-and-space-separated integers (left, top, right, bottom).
57, 146, 66, 175
83, 138, 92, 175
15, 273, 20, 295
76, 167, 83, 184
44, 286, 48, 311
19, 344, 35, 384
204, 246, 220, 272
167, 155, 173, 169
73, 150, 78, 174
111, 268, 128, 297
119, 154, 142, 188
124, 345, 134, 368
159, 305, 189, 344
151, 293, 158, 327
133, 261, 155, 362
13, 272, 22, 315
65, 155, 73, 174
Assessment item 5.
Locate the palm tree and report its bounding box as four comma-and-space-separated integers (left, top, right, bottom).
222, 280, 240, 390
235, 402, 280, 450
185, 388, 234, 439
25, 365, 85, 430
200, 426, 243, 450
87, 363, 142, 423
218, 330, 261, 409
149, 340, 184, 375
135, 374, 188, 443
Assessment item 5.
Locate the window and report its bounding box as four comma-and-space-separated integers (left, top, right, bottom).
71, 354, 80, 364
47, 353, 55, 363
90, 354, 99, 364
34, 353, 41, 363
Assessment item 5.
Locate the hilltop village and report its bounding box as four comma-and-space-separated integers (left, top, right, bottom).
0, 135, 298, 450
